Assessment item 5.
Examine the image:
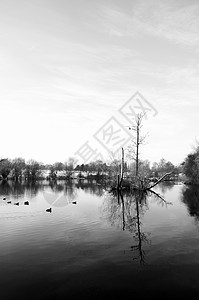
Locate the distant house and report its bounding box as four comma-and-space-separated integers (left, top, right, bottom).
56, 171, 67, 179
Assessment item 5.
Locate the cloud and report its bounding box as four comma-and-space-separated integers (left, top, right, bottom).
134, 1, 199, 46
1, 0, 199, 164
98, 0, 199, 47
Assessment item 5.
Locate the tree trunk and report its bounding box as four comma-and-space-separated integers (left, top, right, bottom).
120, 148, 124, 187
136, 124, 139, 177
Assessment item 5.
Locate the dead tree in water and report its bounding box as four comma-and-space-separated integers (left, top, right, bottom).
113, 113, 147, 191
127, 113, 147, 178
116, 147, 125, 190
118, 147, 124, 189
127, 113, 173, 191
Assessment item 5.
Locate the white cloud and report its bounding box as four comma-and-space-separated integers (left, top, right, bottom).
99, 0, 199, 47
0, 0, 199, 164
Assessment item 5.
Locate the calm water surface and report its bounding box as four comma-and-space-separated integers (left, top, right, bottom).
1, 180, 199, 299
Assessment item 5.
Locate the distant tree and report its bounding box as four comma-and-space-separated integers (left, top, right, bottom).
175, 163, 184, 175
164, 161, 175, 173
158, 159, 174, 176
12, 158, 25, 181
139, 160, 151, 177
25, 159, 41, 180
151, 162, 159, 177
152, 159, 175, 177
0, 159, 12, 180
87, 162, 96, 173
109, 159, 121, 177
158, 158, 167, 174
45, 164, 52, 170
53, 162, 64, 171
95, 160, 106, 173
184, 150, 199, 184
64, 157, 76, 177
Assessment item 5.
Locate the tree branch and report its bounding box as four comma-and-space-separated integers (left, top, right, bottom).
147, 172, 173, 190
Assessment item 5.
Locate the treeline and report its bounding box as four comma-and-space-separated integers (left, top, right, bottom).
183, 145, 199, 184
0, 156, 181, 181
0, 157, 77, 181
0, 158, 42, 181
75, 158, 180, 177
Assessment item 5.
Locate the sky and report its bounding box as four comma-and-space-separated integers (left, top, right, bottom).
1, 0, 199, 166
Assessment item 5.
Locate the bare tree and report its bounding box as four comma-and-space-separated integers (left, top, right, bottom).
126, 113, 173, 191
0, 159, 12, 180
12, 158, 25, 181
127, 113, 147, 177
25, 159, 41, 181
64, 157, 76, 178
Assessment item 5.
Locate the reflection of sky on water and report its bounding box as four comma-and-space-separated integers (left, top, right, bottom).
1, 181, 199, 297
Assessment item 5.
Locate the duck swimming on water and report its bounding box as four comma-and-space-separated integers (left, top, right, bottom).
46, 208, 52, 213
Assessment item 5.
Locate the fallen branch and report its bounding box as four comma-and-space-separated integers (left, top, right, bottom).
147, 172, 173, 190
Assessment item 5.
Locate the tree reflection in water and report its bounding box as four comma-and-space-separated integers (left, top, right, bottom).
182, 185, 199, 221
0, 179, 109, 203
156, 182, 174, 194
102, 189, 172, 264
75, 179, 109, 197
48, 180, 78, 202
0, 180, 43, 199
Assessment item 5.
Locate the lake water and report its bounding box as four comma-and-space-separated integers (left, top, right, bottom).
1, 180, 199, 299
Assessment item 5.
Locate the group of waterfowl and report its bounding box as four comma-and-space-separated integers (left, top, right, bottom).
2, 197, 30, 206
2, 197, 77, 213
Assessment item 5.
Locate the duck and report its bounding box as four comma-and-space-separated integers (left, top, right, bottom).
3, 197, 6, 200
7, 201, 11, 204
14, 202, 19, 206
46, 208, 52, 213
72, 201, 77, 204
24, 201, 29, 205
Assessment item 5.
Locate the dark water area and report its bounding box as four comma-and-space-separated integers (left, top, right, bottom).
1, 180, 199, 299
